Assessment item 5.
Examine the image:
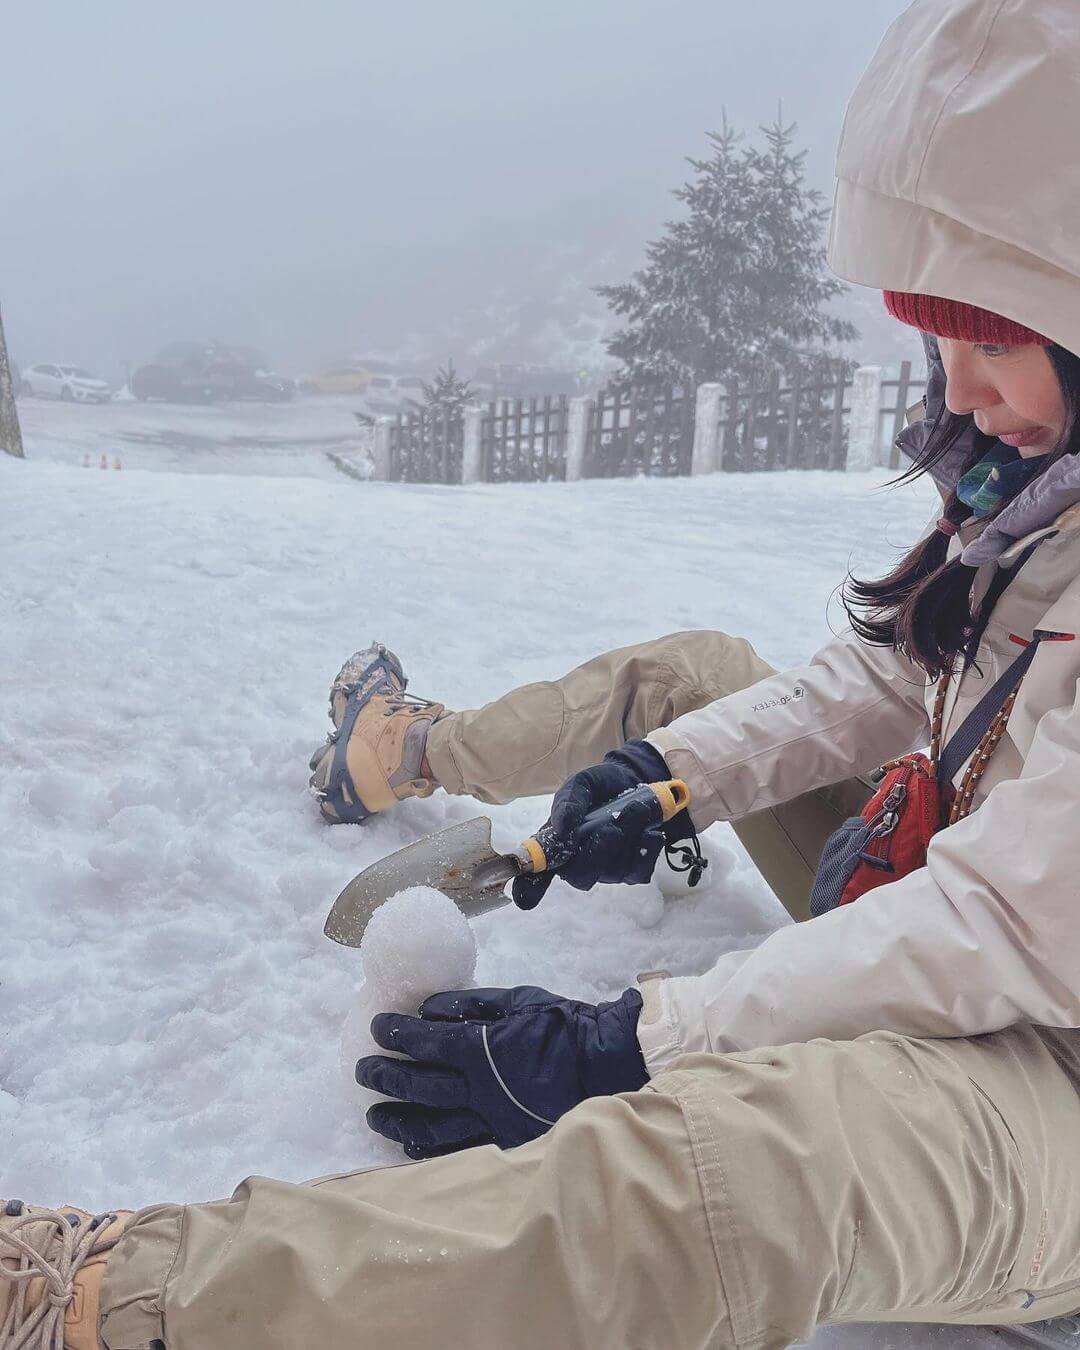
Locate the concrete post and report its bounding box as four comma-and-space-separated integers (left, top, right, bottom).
372, 417, 394, 481
846, 365, 883, 472
565, 396, 593, 482
691, 382, 724, 474
462, 405, 484, 484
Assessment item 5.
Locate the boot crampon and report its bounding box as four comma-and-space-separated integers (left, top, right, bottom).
308, 642, 445, 824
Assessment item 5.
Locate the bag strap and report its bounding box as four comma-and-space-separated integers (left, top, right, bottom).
937, 635, 1042, 787
935, 536, 1048, 788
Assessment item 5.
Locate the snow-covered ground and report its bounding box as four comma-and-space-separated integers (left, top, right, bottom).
0, 402, 1023, 1347
16, 390, 371, 478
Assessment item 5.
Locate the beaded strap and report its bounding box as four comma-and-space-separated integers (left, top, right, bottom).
932, 664, 1025, 824
947, 683, 1022, 824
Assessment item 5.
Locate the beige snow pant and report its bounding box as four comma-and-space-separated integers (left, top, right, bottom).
95, 631, 1080, 1346
100, 1026, 1080, 1348
423, 628, 880, 922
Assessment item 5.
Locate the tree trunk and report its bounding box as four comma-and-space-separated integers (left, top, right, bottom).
0, 303, 25, 459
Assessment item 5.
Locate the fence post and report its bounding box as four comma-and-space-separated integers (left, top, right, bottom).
372, 417, 394, 481
846, 366, 882, 472
888, 359, 913, 471
691, 382, 723, 475
566, 396, 592, 482
462, 404, 484, 484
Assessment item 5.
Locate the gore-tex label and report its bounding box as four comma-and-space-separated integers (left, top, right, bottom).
751, 686, 805, 713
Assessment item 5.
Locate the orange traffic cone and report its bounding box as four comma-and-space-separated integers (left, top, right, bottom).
113, 456, 122, 471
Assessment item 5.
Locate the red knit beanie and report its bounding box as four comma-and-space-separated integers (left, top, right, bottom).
883, 291, 1053, 346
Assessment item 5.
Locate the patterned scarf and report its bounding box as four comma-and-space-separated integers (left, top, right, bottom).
956, 443, 1052, 519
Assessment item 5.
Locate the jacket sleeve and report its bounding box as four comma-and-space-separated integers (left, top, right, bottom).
646, 626, 931, 829
637, 678, 1080, 1073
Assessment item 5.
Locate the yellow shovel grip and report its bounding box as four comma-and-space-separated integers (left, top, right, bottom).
519, 835, 550, 874
649, 777, 691, 821
519, 779, 691, 874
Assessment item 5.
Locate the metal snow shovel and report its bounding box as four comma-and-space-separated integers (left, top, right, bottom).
323, 778, 691, 947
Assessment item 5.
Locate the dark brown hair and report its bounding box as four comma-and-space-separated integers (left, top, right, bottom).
842, 343, 1080, 680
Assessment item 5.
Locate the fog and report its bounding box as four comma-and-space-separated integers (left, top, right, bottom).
2, 0, 910, 380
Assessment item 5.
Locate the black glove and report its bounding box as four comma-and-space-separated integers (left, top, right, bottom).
512, 738, 700, 910
356, 985, 648, 1158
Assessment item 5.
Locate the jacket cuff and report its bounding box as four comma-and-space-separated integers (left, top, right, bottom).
645, 729, 727, 830
634, 971, 687, 1076
606, 737, 670, 784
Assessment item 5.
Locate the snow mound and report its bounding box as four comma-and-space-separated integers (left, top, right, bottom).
339, 888, 478, 1147
5, 453, 975, 1347
654, 832, 737, 900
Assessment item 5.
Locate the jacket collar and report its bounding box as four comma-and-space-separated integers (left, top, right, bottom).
998, 500, 1080, 564
898, 331, 1080, 569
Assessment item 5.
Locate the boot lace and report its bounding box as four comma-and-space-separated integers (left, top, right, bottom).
383, 691, 438, 717
0, 1204, 116, 1350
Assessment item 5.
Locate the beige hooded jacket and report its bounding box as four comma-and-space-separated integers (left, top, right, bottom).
639, 0, 1080, 1073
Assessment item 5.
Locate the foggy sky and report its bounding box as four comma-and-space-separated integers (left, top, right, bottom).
2, 0, 909, 377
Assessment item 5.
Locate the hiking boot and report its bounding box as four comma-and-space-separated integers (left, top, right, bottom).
309, 642, 445, 824
0, 1200, 132, 1350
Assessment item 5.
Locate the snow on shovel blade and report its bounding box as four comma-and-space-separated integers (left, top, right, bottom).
323, 816, 519, 948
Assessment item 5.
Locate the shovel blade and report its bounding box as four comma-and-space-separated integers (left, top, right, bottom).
324, 816, 516, 947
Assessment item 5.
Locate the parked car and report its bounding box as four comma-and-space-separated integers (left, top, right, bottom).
299, 364, 377, 396
131, 343, 293, 404
233, 367, 294, 402
130, 360, 219, 404
470, 364, 581, 400
360, 374, 427, 415
21, 363, 111, 403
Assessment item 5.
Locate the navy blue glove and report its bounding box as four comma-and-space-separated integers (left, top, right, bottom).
512, 738, 698, 910
356, 985, 648, 1158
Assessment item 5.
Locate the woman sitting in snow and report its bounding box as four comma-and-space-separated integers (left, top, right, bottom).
6, 2, 1080, 1348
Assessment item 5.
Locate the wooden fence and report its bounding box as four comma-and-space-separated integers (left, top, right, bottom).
380, 363, 926, 485
388, 408, 463, 484
882, 359, 926, 469
719, 369, 852, 472
586, 388, 694, 477
390, 397, 569, 484
480, 396, 569, 482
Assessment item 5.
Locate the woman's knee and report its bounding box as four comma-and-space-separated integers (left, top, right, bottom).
656, 1036, 1033, 1322
634, 630, 777, 727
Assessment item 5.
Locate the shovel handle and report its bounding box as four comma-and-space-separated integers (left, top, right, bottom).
518, 779, 691, 875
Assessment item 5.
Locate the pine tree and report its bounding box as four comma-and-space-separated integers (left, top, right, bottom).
415, 359, 473, 419
389, 360, 474, 482
595, 111, 857, 392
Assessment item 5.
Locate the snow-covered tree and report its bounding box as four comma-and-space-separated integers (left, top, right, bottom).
595, 112, 857, 391
414, 360, 473, 418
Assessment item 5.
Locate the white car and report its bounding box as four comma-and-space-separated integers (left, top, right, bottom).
22, 364, 111, 403
360, 374, 427, 416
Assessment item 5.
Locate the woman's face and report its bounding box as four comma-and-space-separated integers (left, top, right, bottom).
938, 338, 1068, 458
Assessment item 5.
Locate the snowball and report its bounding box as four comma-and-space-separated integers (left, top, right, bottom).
339, 887, 478, 1145
360, 886, 478, 1011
